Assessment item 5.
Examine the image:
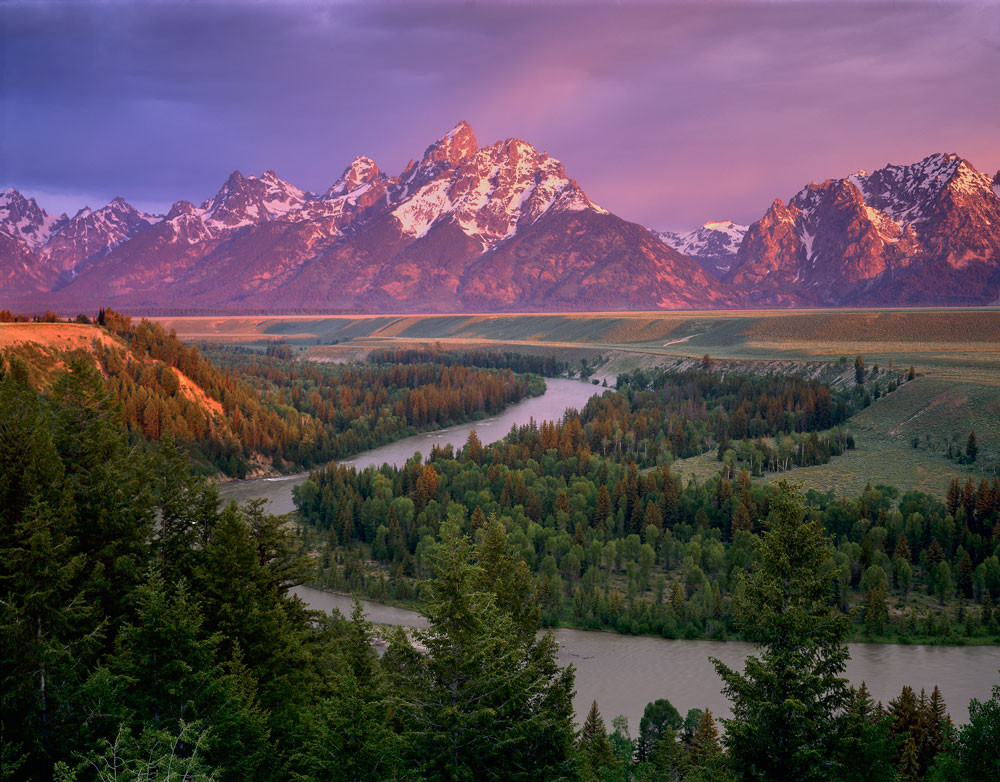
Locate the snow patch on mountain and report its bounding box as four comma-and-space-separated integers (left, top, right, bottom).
392, 135, 605, 245
0, 188, 68, 249
851, 153, 995, 226
658, 220, 747, 263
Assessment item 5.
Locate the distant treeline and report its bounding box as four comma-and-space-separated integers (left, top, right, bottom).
366, 346, 569, 375
578, 369, 861, 472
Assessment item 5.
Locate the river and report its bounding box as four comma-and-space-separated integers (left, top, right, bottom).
221, 376, 1000, 729
294, 586, 1000, 730
218, 377, 606, 514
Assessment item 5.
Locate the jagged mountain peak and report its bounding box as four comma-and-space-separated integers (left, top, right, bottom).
726, 150, 1000, 304
196, 168, 308, 230
391, 127, 603, 244
0, 187, 68, 250
657, 219, 748, 278
418, 120, 478, 171
166, 200, 198, 219
329, 155, 382, 195
40, 195, 163, 273
846, 152, 995, 225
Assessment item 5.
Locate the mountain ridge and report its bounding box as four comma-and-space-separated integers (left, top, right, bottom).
2, 130, 998, 312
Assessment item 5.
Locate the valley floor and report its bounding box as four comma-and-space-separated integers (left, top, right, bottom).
163, 307, 1000, 497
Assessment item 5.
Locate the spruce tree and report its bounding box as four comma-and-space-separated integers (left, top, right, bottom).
385, 521, 576, 781
578, 701, 617, 778
837, 683, 896, 782
686, 709, 734, 781
636, 698, 682, 762
293, 602, 398, 782
966, 430, 978, 462
712, 482, 851, 780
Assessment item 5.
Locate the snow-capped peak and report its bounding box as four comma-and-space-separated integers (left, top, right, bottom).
327, 156, 382, 196
39, 196, 164, 266
391, 132, 604, 243
658, 220, 747, 260
0, 187, 68, 250
198, 169, 308, 231
850, 153, 994, 225
417, 120, 479, 173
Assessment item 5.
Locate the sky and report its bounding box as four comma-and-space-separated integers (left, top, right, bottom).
2, 0, 999, 231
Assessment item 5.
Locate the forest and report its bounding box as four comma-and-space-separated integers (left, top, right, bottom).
296, 364, 999, 645
1, 356, 998, 781
2, 311, 543, 477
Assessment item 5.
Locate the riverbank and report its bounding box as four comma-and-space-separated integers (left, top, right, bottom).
303, 575, 1000, 648
293, 584, 1000, 729
218, 376, 606, 513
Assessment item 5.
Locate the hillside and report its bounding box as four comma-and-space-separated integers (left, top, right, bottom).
0, 313, 545, 477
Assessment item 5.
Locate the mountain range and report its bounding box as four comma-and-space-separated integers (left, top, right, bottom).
2, 122, 999, 313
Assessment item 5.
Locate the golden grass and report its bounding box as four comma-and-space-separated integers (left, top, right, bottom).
0, 322, 120, 351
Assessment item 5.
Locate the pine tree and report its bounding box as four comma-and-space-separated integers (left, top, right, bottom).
473, 514, 541, 642
894, 531, 912, 563
688, 708, 722, 765
946, 478, 962, 517
732, 501, 753, 535
686, 709, 734, 781
712, 482, 851, 781
595, 484, 612, 531
954, 680, 1000, 779
0, 361, 97, 774
863, 581, 890, 636
957, 550, 974, 600
660, 465, 680, 527
94, 573, 270, 780
293, 602, 398, 782
385, 521, 576, 781
899, 736, 921, 781
636, 698, 681, 762
966, 430, 978, 462
578, 701, 617, 778
838, 683, 896, 782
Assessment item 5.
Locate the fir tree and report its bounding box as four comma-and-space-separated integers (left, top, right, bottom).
712, 482, 851, 781
966, 430, 978, 462
578, 701, 617, 778
385, 521, 576, 781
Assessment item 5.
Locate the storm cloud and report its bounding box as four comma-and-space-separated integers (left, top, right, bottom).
2, 0, 999, 229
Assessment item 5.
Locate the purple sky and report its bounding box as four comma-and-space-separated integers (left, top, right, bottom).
3, 0, 999, 231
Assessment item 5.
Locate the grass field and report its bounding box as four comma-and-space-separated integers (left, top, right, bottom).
157, 308, 1000, 496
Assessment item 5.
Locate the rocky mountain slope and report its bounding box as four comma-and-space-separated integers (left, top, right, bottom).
726, 154, 1000, 305
1, 123, 731, 312
3, 132, 999, 312
658, 220, 747, 278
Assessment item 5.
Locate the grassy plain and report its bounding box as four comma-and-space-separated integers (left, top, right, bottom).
160, 308, 1000, 496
